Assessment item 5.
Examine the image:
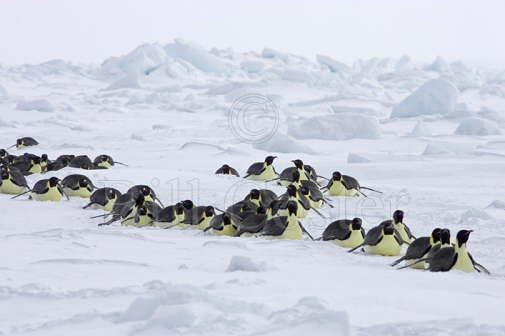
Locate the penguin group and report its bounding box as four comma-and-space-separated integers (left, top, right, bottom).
1, 143, 491, 276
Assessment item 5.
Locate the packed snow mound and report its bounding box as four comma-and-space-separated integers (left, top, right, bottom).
16, 99, 55, 112
105, 72, 141, 90
253, 133, 316, 154
454, 117, 501, 136
165, 39, 234, 74
391, 78, 459, 118
422, 141, 476, 156
408, 120, 433, 137
226, 255, 266, 272
288, 113, 381, 141
241, 60, 266, 74
459, 208, 492, 224
486, 200, 505, 209
478, 107, 505, 124
424, 56, 451, 73
481, 84, 505, 98
347, 153, 371, 163
0, 84, 7, 97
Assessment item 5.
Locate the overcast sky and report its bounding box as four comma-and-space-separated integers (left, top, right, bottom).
1, 1, 504, 67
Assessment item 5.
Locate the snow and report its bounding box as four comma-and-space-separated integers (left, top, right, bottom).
0, 84, 7, 97
288, 114, 381, 140
2, 39, 505, 335
391, 78, 459, 118
455, 117, 501, 136
316, 54, 351, 76
16, 99, 55, 112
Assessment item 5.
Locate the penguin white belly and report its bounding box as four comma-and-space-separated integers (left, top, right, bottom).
279, 219, 303, 240
98, 162, 112, 168
31, 187, 62, 201
131, 216, 153, 227
214, 225, 238, 236
454, 248, 475, 273
0, 179, 27, 195
279, 180, 292, 187
366, 235, 401, 256
329, 181, 357, 197
250, 165, 278, 181
410, 260, 426, 270
396, 224, 413, 244
102, 199, 116, 212
195, 216, 213, 230
335, 230, 364, 248
309, 199, 323, 209
29, 165, 42, 174
64, 187, 92, 198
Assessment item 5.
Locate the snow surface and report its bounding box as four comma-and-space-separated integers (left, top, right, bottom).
455, 117, 501, 136
2, 40, 505, 335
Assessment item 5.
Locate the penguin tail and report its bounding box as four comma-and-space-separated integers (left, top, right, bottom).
360, 186, 383, 194
397, 258, 429, 270
348, 243, 365, 253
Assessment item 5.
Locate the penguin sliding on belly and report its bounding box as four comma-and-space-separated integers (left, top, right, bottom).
61, 174, 96, 198
29, 177, 68, 201
0, 167, 29, 195
348, 220, 403, 256
83, 187, 121, 212
215, 164, 240, 177
7, 137, 39, 150
391, 228, 441, 269
93, 154, 128, 169
320, 217, 365, 248
322, 171, 382, 197
398, 230, 490, 274
259, 201, 314, 240
244, 156, 279, 181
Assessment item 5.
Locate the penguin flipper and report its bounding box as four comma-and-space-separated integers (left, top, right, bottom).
298, 222, 314, 241
469, 253, 491, 275
83, 202, 96, 209
390, 256, 406, 267
348, 243, 365, 253
397, 257, 429, 270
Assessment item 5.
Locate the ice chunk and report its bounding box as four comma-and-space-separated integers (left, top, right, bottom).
408, 120, 433, 137
391, 78, 459, 118
454, 117, 501, 136
101, 43, 168, 76
165, 39, 233, 74
316, 54, 351, 74
16, 99, 55, 112
253, 133, 316, 154
459, 208, 492, 224
424, 56, 451, 73
288, 114, 381, 141
241, 61, 266, 73
422, 142, 476, 155
480, 84, 505, 98
226, 255, 266, 272
486, 200, 505, 209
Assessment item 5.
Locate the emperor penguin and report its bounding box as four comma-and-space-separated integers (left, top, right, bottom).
278, 159, 310, 186
244, 156, 279, 181
154, 202, 185, 228
204, 213, 238, 236
244, 189, 277, 208
323, 171, 382, 197
127, 185, 164, 206
391, 210, 415, 244
122, 201, 161, 227
278, 184, 311, 218
69, 155, 95, 169
9, 137, 39, 149
83, 187, 121, 211
93, 154, 128, 168
348, 220, 403, 256
98, 194, 145, 226
0, 149, 8, 159
391, 228, 442, 268
260, 201, 313, 240
0, 167, 29, 195
46, 156, 70, 172
399, 230, 490, 274
215, 164, 240, 177
234, 206, 268, 237
180, 205, 216, 230
30, 177, 67, 201
321, 218, 365, 248
226, 200, 259, 225
61, 174, 96, 198
11, 156, 42, 175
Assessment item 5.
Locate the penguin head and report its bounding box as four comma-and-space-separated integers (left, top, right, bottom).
456, 229, 473, 247
351, 218, 362, 230
40, 154, 48, 164
383, 221, 395, 235
250, 189, 260, 200
304, 165, 315, 178
0, 149, 7, 158
134, 194, 145, 206
286, 200, 298, 216
107, 188, 117, 200
205, 206, 215, 217
16, 139, 24, 148
286, 184, 297, 197
6, 155, 16, 164
1, 169, 8, 180
221, 164, 231, 173
78, 178, 89, 188
268, 200, 280, 215
332, 171, 342, 181
32, 157, 41, 165
393, 210, 404, 224
431, 228, 442, 243
59, 157, 70, 167
241, 202, 253, 212
137, 206, 148, 216
222, 213, 232, 225
174, 202, 184, 215
440, 229, 451, 245
292, 159, 304, 169
264, 156, 277, 165
48, 177, 60, 188
299, 186, 309, 196
257, 206, 266, 215
292, 170, 300, 182
182, 200, 194, 210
